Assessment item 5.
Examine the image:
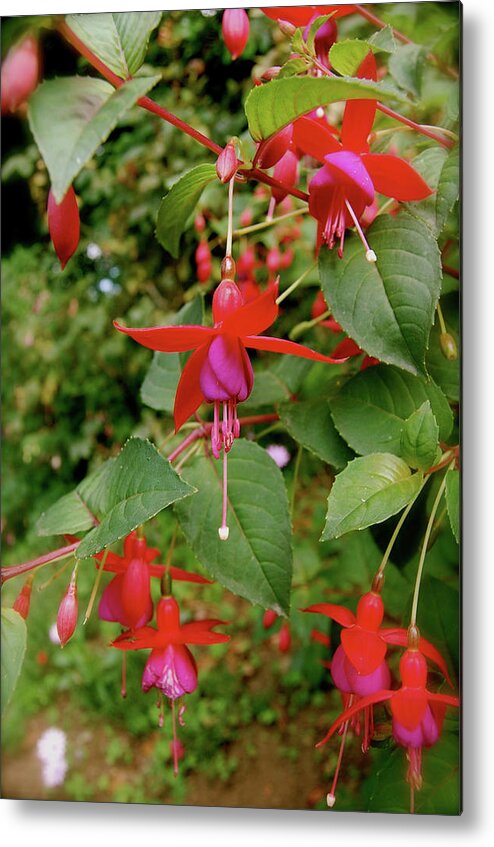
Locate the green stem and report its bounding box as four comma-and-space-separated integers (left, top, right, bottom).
276, 262, 317, 305
84, 548, 109, 624
375, 480, 426, 579
232, 207, 309, 239
410, 466, 452, 626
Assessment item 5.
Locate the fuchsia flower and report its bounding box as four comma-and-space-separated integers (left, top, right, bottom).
115, 279, 345, 539
304, 593, 454, 806
96, 530, 211, 631
222, 9, 250, 60
317, 645, 459, 810
113, 593, 229, 775
261, 6, 357, 27
47, 186, 80, 270
292, 52, 433, 260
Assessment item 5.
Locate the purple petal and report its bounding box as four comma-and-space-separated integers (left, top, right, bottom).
323, 151, 375, 205
142, 645, 198, 699
393, 705, 440, 749
199, 335, 253, 402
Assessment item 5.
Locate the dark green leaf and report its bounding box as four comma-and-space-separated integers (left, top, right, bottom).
412, 576, 459, 674
28, 75, 161, 203
321, 453, 423, 540
175, 440, 292, 615
445, 467, 460, 543
1, 608, 27, 715
279, 398, 353, 469
245, 76, 404, 141
319, 213, 442, 376
140, 296, 204, 412
241, 371, 290, 411
403, 147, 448, 232
330, 365, 451, 458
426, 294, 459, 402
436, 145, 459, 233
76, 438, 195, 558
156, 164, 217, 258
401, 402, 440, 470
66, 12, 162, 78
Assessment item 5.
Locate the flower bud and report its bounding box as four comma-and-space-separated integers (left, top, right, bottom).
13, 575, 34, 620
260, 66, 281, 82
195, 239, 211, 265
197, 261, 212, 284
222, 9, 250, 60
1, 35, 40, 115
47, 186, 80, 270
220, 255, 236, 279
263, 609, 277, 630
240, 207, 253, 227
254, 124, 293, 170
57, 566, 78, 647
278, 19, 297, 38
194, 213, 206, 233
267, 247, 281, 273
278, 622, 291, 653
216, 141, 239, 183
440, 332, 458, 361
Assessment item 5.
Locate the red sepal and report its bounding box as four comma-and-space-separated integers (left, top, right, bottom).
316, 688, 394, 747
173, 343, 209, 432
381, 628, 454, 688
292, 115, 341, 163
113, 322, 215, 353
341, 52, 377, 153
244, 334, 348, 363
341, 627, 387, 674
302, 602, 356, 628
361, 154, 434, 201
221, 282, 279, 337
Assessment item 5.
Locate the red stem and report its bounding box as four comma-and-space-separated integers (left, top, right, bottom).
166, 413, 280, 463
1, 541, 80, 584
58, 22, 309, 203
442, 263, 460, 280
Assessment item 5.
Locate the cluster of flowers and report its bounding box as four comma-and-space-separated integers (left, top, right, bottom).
304, 583, 459, 808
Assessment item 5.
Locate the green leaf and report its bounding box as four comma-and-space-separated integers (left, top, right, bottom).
241, 371, 290, 411
76, 438, 195, 558
435, 145, 459, 233
367, 25, 397, 53
321, 453, 423, 540
245, 75, 404, 141
175, 440, 292, 615
329, 33, 395, 77
279, 398, 353, 469
319, 213, 442, 376
140, 296, 205, 412
402, 147, 448, 233
400, 401, 440, 470
36, 459, 115, 536
411, 576, 459, 673
364, 733, 460, 814
445, 467, 460, 543
278, 57, 309, 78
1, 608, 27, 715
156, 164, 218, 258
389, 43, 427, 97
28, 75, 161, 203
66, 12, 162, 78
330, 365, 451, 459
426, 294, 459, 402
305, 14, 336, 53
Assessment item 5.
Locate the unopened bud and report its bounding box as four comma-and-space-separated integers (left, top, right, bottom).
57, 565, 78, 647
1, 35, 40, 115
260, 66, 281, 82
194, 213, 206, 233
47, 186, 80, 270
216, 141, 239, 183
197, 261, 212, 284
221, 255, 236, 279
440, 332, 458, 361
13, 575, 34, 620
263, 609, 277, 630
278, 19, 297, 37
195, 240, 211, 265
222, 9, 250, 60
278, 622, 291, 653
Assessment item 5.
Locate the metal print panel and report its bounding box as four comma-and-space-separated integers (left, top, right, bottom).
1, 2, 460, 816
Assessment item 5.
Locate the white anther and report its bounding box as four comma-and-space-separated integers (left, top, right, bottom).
218, 526, 230, 541
366, 249, 377, 263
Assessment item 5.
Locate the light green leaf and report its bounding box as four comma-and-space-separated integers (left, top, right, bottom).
329, 32, 395, 77
156, 164, 218, 258
76, 438, 195, 558
426, 294, 459, 402
305, 14, 336, 54
278, 57, 309, 78
245, 75, 404, 141
402, 146, 448, 233
279, 398, 353, 469
36, 459, 115, 536
28, 75, 161, 203
66, 12, 162, 78
175, 440, 293, 615
321, 453, 423, 540
140, 296, 205, 412
330, 365, 451, 458
400, 401, 440, 470
1, 609, 27, 715
367, 25, 397, 53
435, 145, 459, 233
445, 467, 460, 543
319, 213, 442, 376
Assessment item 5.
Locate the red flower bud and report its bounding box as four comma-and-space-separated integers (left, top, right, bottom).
13, 575, 34, 620
195, 239, 211, 265
260, 66, 282, 82
47, 186, 80, 270
239, 207, 253, 227
194, 213, 206, 233
216, 141, 239, 183
278, 19, 297, 38
197, 260, 212, 284
1, 35, 40, 115
254, 124, 293, 170
263, 609, 277, 630
280, 248, 294, 269
278, 622, 291, 653
57, 566, 78, 647
222, 9, 250, 60
267, 247, 282, 273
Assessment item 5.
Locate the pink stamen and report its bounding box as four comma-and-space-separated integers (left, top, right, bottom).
218, 447, 230, 541
327, 694, 354, 808
120, 652, 127, 699
345, 199, 377, 263
171, 699, 179, 777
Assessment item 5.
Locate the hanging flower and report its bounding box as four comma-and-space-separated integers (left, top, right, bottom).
222, 9, 250, 60
47, 186, 80, 270
114, 279, 345, 538
292, 53, 433, 260
95, 530, 211, 631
